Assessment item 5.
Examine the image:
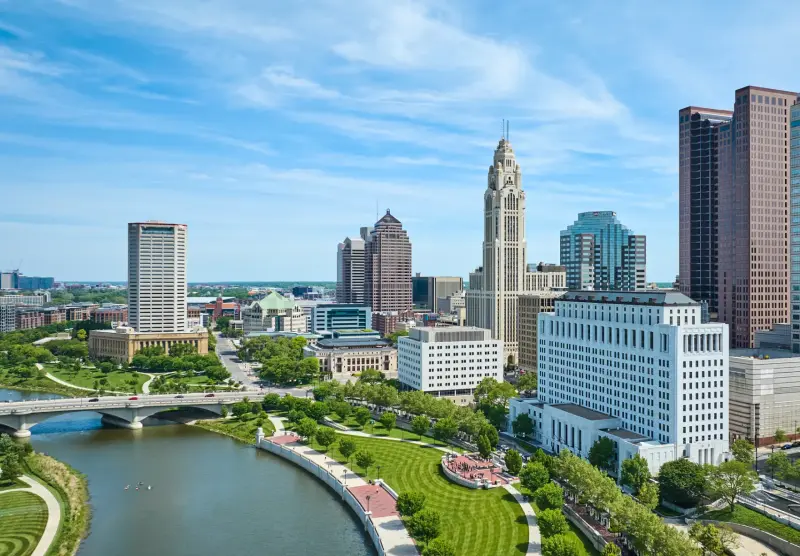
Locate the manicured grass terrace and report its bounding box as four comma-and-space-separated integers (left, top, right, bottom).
0, 491, 48, 556
46, 366, 148, 392
704, 504, 800, 545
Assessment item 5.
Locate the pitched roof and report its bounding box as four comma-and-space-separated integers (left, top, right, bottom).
376, 209, 401, 225
252, 291, 296, 310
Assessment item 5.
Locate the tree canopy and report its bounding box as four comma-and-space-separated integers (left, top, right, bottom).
657, 458, 707, 509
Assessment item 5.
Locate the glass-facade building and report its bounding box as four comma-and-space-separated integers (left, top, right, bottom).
310, 304, 372, 333
791, 101, 800, 353
560, 211, 646, 291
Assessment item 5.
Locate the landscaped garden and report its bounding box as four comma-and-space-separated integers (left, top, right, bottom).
0, 491, 48, 556
195, 413, 275, 444
46, 365, 149, 392
703, 504, 800, 545
305, 433, 528, 556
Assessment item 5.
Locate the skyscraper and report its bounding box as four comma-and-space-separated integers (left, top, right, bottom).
128, 221, 187, 333
412, 274, 464, 312
336, 236, 366, 304
718, 86, 797, 348
678, 107, 733, 318
365, 210, 412, 312
791, 100, 800, 353
559, 211, 646, 291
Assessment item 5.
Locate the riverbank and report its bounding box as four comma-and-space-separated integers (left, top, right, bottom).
25, 453, 91, 556
193, 415, 275, 445
0, 376, 83, 398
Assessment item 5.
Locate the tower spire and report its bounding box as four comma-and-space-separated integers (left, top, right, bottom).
502, 118, 505, 139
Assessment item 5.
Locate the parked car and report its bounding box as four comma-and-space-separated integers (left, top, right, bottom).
782, 443, 793, 450
205, 393, 215, 398
792, 441, 800, 448
88, 398, 99, 402
128, 396, 139, 401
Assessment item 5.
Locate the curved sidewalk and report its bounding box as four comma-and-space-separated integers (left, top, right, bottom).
504, 485, 541, 555
2, 475, 63, 556
259, 433, 418, 555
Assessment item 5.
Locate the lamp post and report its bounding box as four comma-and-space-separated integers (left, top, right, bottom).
366, 494, 371, 514
377, 465, 382, 479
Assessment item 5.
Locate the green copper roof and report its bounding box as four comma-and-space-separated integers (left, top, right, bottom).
254, 291, 296, 310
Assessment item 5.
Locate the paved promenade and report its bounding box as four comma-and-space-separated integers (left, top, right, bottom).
262, 433, 417, 555
503, 485, 541, 555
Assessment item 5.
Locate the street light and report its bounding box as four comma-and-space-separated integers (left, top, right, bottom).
366, 494, 371, 513
377, 464, 382, 479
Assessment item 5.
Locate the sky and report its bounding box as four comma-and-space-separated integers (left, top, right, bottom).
1, 1, 795, 282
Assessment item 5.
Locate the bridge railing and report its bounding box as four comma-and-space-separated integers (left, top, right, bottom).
0, 394, 250, 415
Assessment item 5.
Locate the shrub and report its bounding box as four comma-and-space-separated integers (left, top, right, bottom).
397, 491, 427, 517
538, 508, 569, 538
534, 482, 564, 510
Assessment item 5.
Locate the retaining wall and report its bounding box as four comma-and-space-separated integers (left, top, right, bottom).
562, 505, 608, 553
692, 519, 800, 556
258, 438, 388, 556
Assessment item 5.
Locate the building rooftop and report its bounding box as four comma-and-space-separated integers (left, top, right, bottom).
730, 348, 800, 361
560, 291, 697, 306
187, 296, 235, 304
248, 291, 297, 311
550, 403, 615, 421
601, 428, 649, 442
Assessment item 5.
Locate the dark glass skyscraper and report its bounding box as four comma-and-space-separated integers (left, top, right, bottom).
559, 211, 646, 291
791, 100, 800, 353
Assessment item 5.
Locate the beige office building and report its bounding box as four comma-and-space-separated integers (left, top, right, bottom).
517, 291, 565, 374
89, 326, 208, 363
242, 291, 306, 334
366, 210, 412, 312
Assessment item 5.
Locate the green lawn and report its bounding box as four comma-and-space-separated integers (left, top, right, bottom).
46, 366, 148, 393
327, 415, 464, 452
0, 491, 48, 556
704, 504, 800, 545
526, 496, 600, 556
195, 415, 275, 445
307, 434, 528, 556
0, 478, 26, 492
0, 369, 84, 398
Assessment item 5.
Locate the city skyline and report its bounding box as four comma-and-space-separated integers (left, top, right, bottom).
3, 2, 797, 281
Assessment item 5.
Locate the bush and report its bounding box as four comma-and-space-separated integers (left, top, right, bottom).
534, 483, 564, 510
538, 508, 569, 538
407, 509, 442, 545
422, 538, 456, 556
397, 490, 427, 517
287, 409, 307, 424
541, 533, 587, 556
262, 393, 281, 410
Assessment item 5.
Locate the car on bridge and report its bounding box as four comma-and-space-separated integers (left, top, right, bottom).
129, 396, 138, 401
204, 393, 215, 397
88, 398, 99, 402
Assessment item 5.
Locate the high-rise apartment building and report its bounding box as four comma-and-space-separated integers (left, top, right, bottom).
510, 291, 729, 475
412, 274, 463, 312
559, 211, 646, 291
678, 107, 733, 318
336, 235, 367, 304
128, 221, 187, 333
517, 291, 565, 374
365, 210, 412, 312
467, 137, 565, 363
718, 86, 797, 348
792, 100, 800, 353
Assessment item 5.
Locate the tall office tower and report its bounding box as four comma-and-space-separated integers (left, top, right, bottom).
792, 100, 800, 353
678, 107, 733, 319
560, 211, 646, 291
718, 86, 797, 349
365, 210, 412, 312
127, 222, 187, 333
412, 274, 464, 312
336, 237, 366, 304
510, 291, 729, 474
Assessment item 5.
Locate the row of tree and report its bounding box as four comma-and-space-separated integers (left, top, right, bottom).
237, 336, 319, 385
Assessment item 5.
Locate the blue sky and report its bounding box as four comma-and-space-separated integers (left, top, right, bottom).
0, 1, 793, 282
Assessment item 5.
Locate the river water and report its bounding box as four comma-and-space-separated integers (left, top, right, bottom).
1, 389, 374, 556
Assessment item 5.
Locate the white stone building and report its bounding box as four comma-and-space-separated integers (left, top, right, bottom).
466, 137, 565, 364
398, 326, 503, 406
509, 290, 729, 476
242, 291, 306, 334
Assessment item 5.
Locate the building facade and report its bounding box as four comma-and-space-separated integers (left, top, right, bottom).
89, 326, 208, 363
792, 99, 800, 353
241, 291, 306, 334
678, 107, 733, 318
303, 333, 397, 380
128, 221, 188, 333
397, 326, 503, 405
310, 304, 371, 333
412, 275, 463, 313
517, 291, 565, 374
437, 291, 466, 314
509, 291, 729, 476
336, 235, 367, 304
718, 86, 797, 348
560, 212, 646, 292
365, 211, 412, 312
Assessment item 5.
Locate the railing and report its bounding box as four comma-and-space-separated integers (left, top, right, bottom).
0, 393, 249, 415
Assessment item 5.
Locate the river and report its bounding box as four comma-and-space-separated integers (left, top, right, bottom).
1, 389, 375, 556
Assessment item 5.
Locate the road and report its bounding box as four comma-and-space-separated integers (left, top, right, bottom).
215, 333, 312, 399
0, 391, 254, 414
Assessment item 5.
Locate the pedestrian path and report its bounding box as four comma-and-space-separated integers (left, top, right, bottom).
268, 415, 285, 434
504, 484, 541, 555
0, 475, 62, 556
141, 373, 155, 393
43, 371, 130, 395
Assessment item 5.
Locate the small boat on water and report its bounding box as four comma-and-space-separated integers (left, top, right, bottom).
135, 486, 139, 491
147, 485, 152, 490
124, 485, 130, 491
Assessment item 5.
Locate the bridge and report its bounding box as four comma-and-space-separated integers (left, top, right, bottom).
0, 392, 254, 437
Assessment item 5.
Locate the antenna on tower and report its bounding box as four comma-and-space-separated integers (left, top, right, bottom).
507, 120, 510, 142
502, 118, 505, 139
376, 199, 379, 222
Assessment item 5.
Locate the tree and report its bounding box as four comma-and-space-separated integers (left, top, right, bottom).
601, 543, 622, 556
295, 417, 318, 441
397, 490, 427, 517
519, 461, 550, 493
775, 429, 788, 443
533, 448, 556, 473
658, 458, 707, 508
730, 438, 755, 465
76, 329, 87, 341
433, 417, 458, 445
338, 437, 358, 462
477, 435, 492, 459
517, 372, 537, 395
707, 460, 757, 512
411, 415, 431, 439
621, 455, 651, 494
474, 377, 517, 428
262, 393, 281, 410
539, 508, 570, 537
481, 424, 499, 448
379, 411, 397, 434
386, 330, 409, 345
407, 509, 442, 545
765, 451, 791, 478
588, 437, 615, 471
0, 453, 22, 484
638, 481, 659, 511
315, 427, 337, 451
422, 538, 456, 556
354, 450, 375, 474
332, 401, 352, 422
689, 523, 740, 556
512, 413, 534, 438
354, 407, 371, 429
306, 401, 329, 422
542, 533, 587, 556
505, 449, 523, 475
358, 368, 385, 384
169, 342, 197, 357
534, 483, 564, 510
